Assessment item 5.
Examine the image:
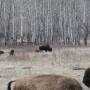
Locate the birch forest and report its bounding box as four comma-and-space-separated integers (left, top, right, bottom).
0, 0, 90, 46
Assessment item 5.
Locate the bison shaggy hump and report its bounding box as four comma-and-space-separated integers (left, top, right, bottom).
7, 74, 82, 90
39, 44, 52, 52
83, 68, 90, 87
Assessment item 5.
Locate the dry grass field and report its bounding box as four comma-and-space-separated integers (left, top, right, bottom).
0, 46, 90, 90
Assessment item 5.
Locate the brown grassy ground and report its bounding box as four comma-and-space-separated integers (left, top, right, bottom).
0, 47, 90, 90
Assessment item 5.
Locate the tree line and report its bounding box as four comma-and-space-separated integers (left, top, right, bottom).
0, 0, 90, 46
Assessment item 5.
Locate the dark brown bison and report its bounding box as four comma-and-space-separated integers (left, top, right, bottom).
0, 51, 4, 55
7, 74, 82, 90
10, 49, 14, 56
83, 68, 90, 87
39, 44, 52, 52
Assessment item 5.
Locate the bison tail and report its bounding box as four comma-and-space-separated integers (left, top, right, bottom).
7, 80, 15, 90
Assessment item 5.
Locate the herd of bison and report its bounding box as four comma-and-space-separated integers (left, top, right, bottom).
0, 44, 90, 90
0, 44, 52, 56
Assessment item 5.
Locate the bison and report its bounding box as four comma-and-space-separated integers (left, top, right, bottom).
39, 44, 52, 52
83, 68, 90, 87
7, 74, 82, 90
0, 51, 4, 55
35, 49, 40, 52
10, 49, 14, 56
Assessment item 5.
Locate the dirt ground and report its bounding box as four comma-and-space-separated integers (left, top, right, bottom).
0, 47, 90, 90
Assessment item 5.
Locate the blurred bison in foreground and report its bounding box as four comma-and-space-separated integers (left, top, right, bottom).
83, 68, 90, 87
39, 44, 52, 52
10, 49, 14, 56
0, 51, 4, 55
7, 74, 82, 90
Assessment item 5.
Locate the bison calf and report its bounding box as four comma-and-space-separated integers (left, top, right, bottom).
39, 44, 52, 52
10, 49, 14, 56
35, 49, 40, 52
7, 74, 82, 90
